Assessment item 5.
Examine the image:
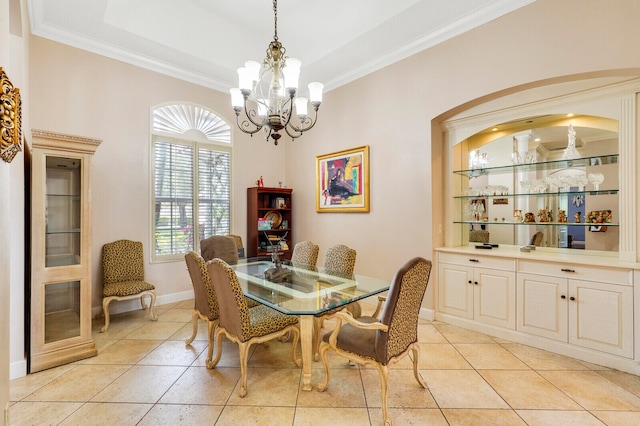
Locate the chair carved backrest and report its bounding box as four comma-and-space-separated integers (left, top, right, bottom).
201, 235, 239, 264
185, 251, 219, 319
207, 259, 251, 340
376, 257, 432, 363
323, 244, 356, 276
102, 239, 145, 285
291, 241, 319, 266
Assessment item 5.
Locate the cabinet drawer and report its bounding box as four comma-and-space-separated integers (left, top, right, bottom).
439, 252, 515, 271
518, 260, 632, 286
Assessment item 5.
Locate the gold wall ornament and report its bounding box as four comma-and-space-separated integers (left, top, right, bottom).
0, 67, 22, 163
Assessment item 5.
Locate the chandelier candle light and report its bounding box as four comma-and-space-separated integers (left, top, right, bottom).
230, 0, 324, 145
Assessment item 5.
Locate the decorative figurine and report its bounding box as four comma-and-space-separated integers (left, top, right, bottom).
574, 211, 582, 223
538, 209, 548, 223
513, 209, 523, 223
524, 212, 536, 223
558, 210, 567, 223
562, 123, 581, 160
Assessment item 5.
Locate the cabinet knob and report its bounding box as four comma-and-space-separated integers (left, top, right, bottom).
560, 268, 576, 273
560, 295, 566, 299
474, 281, 478, 285
569, 296, 576, 301
468, 280, 472, 284
469, 259, 479, 263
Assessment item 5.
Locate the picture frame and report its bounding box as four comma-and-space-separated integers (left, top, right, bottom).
0, 67, 22, 164
316, 145, 369, 213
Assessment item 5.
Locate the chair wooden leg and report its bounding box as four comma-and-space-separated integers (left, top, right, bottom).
100, 298, 112, 333
147, 291, 158, 321
185, 310, 199, 345
410, 343, 427, 388
289, 326, 301, 367
205, 319, 217, 367
375, 363, 391, 426
313, 316, 323, 361
316, 341, 332, 391
140, 294, 148, 310
238, 341, 251, 397
207, 327, 224, 369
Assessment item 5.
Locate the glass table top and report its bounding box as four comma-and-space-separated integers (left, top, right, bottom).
230, 257, 390, 315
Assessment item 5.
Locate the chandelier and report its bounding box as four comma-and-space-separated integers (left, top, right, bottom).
230, 0, 324, 145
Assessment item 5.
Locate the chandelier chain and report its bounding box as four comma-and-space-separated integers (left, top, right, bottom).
273, 0, 278, 41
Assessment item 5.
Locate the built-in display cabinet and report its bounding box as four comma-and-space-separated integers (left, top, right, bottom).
30, 130, 101, 372
437, 79, 640, 374
453, 154, 619, 250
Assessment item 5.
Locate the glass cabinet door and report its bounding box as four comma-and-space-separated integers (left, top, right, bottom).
45, 156, 82, 267
44, 280, 81, 344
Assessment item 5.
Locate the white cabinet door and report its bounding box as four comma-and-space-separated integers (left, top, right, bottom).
568, 280, 634, 358
517, 273, 568, 341
475, 267, 516, 329
438, 263, 473, 319
438, 262, 515, 328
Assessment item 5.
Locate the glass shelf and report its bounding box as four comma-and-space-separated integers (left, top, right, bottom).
46, 193, 80, 199
454, 154, 618, 177
454, 221, 618, 227
454, 189, 619, 199
46, 228, 81, 234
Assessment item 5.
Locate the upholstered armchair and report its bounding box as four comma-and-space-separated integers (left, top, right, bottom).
291, 240, 319, 266
317, 257, 433, 426
100, 239, 157, 332
206, 258, 301, 397
184, 251, 219, 366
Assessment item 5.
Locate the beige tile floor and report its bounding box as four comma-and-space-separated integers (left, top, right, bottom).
10, 299, 640, 425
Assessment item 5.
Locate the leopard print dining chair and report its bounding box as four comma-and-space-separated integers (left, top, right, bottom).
184, 251, 219, 367
291, 240, 319, 267
206, 258, 301, 398
226, 234, 245, 258
318, 257, 432, 426
201, 235, 239, 264
100, 239, 157, 332
201, 235, 261, 308
312, 244, 361, 361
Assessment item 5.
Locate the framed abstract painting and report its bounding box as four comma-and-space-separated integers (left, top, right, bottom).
316, 145, 369, 212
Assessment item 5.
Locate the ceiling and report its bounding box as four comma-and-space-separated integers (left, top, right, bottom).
27, 0, 534, 94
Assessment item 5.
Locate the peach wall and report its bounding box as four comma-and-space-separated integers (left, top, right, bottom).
28, 36, 288, 308
284, 0, 640, 308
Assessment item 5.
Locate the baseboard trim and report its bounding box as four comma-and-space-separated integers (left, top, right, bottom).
436, 312, 640, 376
9, 359, 27, 381
12, 290, 195, 380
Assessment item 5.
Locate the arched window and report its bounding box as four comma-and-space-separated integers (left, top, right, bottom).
150, 103, 232, 262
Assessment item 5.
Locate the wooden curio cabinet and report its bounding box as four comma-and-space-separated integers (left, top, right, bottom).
29, 130, 101, 372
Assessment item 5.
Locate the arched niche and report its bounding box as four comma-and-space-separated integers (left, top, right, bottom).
440, 78, 639, 262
